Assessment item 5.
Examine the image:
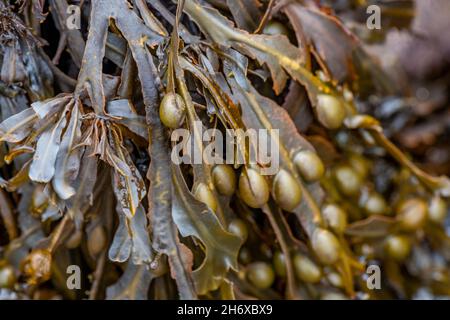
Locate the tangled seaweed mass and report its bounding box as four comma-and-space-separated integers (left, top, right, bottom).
0, 0, 449, 300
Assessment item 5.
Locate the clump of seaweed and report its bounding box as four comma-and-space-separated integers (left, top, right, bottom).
0, 0, 449, 300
